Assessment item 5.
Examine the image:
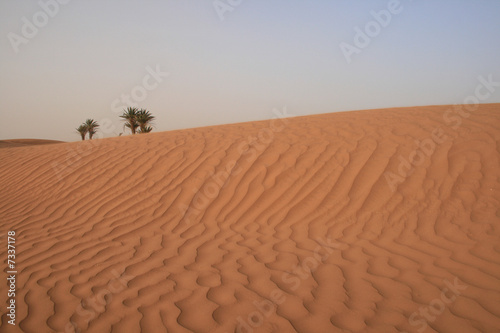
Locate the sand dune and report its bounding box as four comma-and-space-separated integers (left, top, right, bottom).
0, 139, 64, 149
1, 104, 499, 333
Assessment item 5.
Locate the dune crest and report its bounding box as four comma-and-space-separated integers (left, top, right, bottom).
0, 139, 64, 149
1, 104, 499, 333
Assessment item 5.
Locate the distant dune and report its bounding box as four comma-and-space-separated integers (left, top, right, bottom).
0, 139, 64, 149
0, 104, 499, 333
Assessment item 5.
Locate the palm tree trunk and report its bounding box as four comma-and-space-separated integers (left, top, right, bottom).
130, 120, 136, 134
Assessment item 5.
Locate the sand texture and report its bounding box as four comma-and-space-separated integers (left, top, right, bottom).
0, 139, 64, 149
1, 104, 499, 333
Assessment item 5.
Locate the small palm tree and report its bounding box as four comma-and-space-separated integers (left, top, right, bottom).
136, 109, 155, 134
120, 107, 139, 134
85, 119, 99, 139
141, 126, 153, 133
76, 124, 88, 141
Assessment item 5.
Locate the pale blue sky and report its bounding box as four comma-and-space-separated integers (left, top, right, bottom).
1, 0, 499, 141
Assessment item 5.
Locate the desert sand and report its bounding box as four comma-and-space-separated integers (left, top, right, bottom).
1, 104, 499, 333
0, 139, 64, 149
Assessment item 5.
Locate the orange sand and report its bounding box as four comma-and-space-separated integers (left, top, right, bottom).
0, 139, 64, 149
1, 104, 499, 332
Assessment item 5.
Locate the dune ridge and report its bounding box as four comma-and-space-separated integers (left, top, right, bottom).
1, 104, 500, 332
0, 139, 64, 149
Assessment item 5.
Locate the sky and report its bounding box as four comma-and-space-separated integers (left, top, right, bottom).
1, 0, 499, 141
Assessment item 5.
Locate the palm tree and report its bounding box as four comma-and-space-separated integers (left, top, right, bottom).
76, 124, 88, 141
85, 119, 99, 139
136, 109, 155, 134
141, 126, 153, 133
120, 107, 139, 134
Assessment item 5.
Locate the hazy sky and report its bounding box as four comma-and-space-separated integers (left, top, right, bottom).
1, 0, 499, 141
